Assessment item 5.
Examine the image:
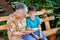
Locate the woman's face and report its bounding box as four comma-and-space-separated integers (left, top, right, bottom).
16, 10, 26, 18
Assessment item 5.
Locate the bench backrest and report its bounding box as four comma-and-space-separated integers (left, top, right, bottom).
0, 9, 55, 30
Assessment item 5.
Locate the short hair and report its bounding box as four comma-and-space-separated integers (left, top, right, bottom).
16, 3, 28, 12
28, 6, 36, 12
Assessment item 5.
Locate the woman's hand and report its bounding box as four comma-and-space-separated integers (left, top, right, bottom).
26, 28, 34, 34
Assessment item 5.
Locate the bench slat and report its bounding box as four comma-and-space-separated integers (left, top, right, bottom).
0, 16, 9, 21
0, 25, 7, 30
0, 16, 55, 22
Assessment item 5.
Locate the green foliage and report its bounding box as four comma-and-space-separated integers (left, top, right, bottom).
55, 13, 60, 27
11, 2, 20, 8
0, 21, 8, 40
11, 0, 60, 10
56, 29, 60, 40
0, 30, 8, 40
0, 21, 6, 26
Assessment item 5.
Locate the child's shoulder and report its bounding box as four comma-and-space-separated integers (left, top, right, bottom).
35, 16, 40, 19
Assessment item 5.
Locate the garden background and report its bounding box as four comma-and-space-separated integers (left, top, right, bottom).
0, 0, 60, 40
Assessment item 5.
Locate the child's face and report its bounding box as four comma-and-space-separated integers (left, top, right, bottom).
28, 11, 36, 17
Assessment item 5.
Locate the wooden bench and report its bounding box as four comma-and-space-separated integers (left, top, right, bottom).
0, 9, 60, 40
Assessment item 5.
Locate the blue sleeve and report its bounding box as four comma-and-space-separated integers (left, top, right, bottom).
37, 17, 42, 25
26, 18, 30, 28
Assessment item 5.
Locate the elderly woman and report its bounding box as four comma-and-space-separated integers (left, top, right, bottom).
7, 3, 35, 40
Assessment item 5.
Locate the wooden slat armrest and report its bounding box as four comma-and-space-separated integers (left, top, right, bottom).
43, 27, 60, 36
0, 25, 7, 30
0, 16, 9, 21
41, 16, 55, 22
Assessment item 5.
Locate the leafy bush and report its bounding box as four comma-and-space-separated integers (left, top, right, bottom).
56, 29, 60, 40
0, 21, 8, 40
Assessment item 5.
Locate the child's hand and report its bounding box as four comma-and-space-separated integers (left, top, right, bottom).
40, 34, 43, 39
35, 35, 40, 40
31, 33, 40, 40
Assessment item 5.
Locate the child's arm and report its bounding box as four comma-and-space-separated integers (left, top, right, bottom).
38, 25, 43, 39
31, 33, 40, 40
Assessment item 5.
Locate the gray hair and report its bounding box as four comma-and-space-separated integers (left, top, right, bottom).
16, 3, 28, 12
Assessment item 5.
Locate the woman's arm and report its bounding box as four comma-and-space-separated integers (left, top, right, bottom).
26, 28, 34, 34
7, 23, 27, 37
12, 31, 27, 36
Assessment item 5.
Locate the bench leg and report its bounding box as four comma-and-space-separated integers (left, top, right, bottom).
49, 34, 56, 40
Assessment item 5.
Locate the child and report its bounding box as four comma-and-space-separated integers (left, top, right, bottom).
26, 6, 48, 40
